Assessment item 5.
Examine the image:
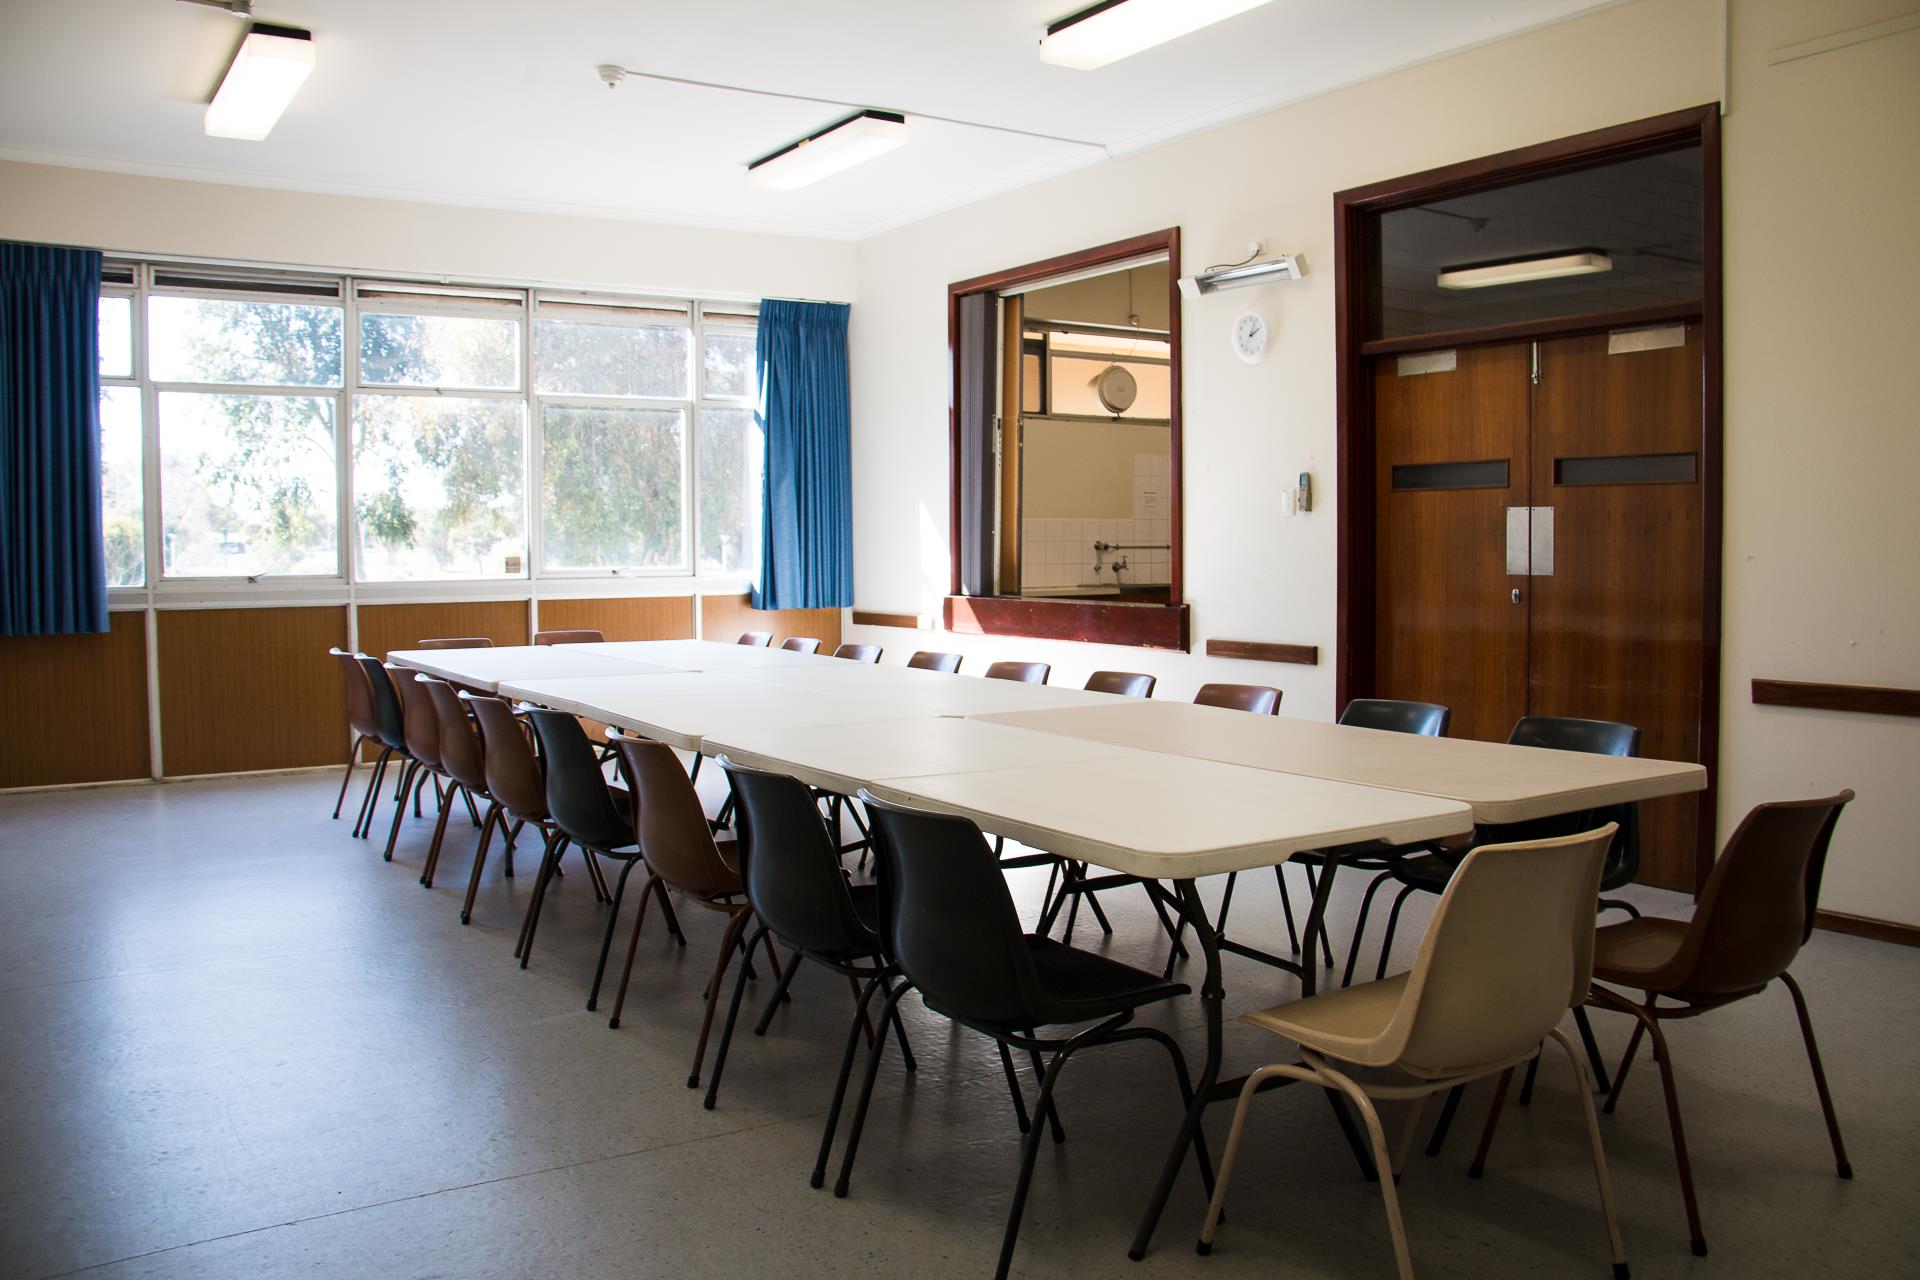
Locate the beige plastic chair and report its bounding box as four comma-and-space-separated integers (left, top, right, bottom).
1198, 825, 1626, 1280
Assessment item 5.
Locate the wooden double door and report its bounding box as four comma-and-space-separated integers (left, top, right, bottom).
1372, 326, 1706, 888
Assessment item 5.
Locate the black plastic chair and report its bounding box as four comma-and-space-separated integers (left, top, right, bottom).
519, 709, 683, 1002
837, 790, 1212, 1280
704, 760, 918, 1183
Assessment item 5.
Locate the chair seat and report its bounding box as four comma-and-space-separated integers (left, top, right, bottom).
1388, 853, 1456, 890
1025, 936, 1189, 1024
1241, 973, 1410, 1064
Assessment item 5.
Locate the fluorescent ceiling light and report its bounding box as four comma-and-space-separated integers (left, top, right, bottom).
1039, 0, 1278, 70
747, 111, 910, 191
205, 23, 314, 140
1436, 251, 1613, 290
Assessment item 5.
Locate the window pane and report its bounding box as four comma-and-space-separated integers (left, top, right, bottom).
359, 312, 520, 390
98, 386, 145, 587
702, 330, 755, 399
354, 395, 525, 580
99, 296, 133, 379
535, 318, 689, 397
541, 405, 684, 570
148, 296, 343, 386
158, 392, 337, 576
698, 407, 758, 575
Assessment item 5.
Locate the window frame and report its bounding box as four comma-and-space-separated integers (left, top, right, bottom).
100, 259, 762, 608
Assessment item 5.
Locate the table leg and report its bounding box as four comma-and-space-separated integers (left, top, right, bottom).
1129, 878, 1220, 1261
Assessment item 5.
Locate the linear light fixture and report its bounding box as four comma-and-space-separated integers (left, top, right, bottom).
746, 110, 910, 191
1178, 253, 1303, 297
1039, 0, 1278, 70
205, 22, 314, 140
1436, 251, 1613, 290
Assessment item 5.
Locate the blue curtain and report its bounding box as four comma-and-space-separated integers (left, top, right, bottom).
753, 299, 853, 610
1, 241, 106, 635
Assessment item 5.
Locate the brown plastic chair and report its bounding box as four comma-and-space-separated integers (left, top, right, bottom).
782, 636, 822, 655
328, 647, 384, 826
984, 660, 1049, 685
907, 650, 962, 674
1199, 826, 1626, 1280
416, 636, 493, 650
608, 735, 786, 1088
534, 629, 603, 645
382, 664, 460, 865
1085, 670, 1155, 698
1194, 683, 1281, 715
833, 643, 882, 663
1579, 790, 1855, 1257
737, 630, 773, 647
412, 676, 490, 890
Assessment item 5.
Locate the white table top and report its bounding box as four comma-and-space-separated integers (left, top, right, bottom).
496, 672, 944, 751
586, 639, 838, 670
977, 701, 1707, 824
702, 715, 1139, 797
730, 661, 1129, 715
388, 645, 684, 692
865, 753, 1476, 880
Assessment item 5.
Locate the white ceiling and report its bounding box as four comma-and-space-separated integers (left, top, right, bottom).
0, 0, 1614, 241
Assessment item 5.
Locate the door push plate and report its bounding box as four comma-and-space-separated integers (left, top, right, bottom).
1506, 506, 1555, 576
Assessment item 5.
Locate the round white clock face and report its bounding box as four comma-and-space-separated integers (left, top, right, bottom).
1233, 311, 1269, 364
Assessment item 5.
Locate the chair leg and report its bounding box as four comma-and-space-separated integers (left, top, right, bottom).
997, 1043, 1033, 1135
1547, 1027, 1630, 1279
833, 979, 913, 1198
606, 874, 665, 1028
1467, 1066, 1515, 1178
418, 776, 458, 883
460, 785, 482, 828
1212, 871, 1239, 935
1780, 971, 1852, 1179
1199, 1062, 1309, 1253
353, 748, 391, 838
1301, 865, 1336, 968
753, 948, 806, 1037
1633, 1004, 1708, 1255
332, 736, 365, 819
993, 1046, 1077, 1280
1573, 1004, 1609, 1087
458, 803, 502, 923
1424, 1084, 1464, 1157
1603, 1011, 1650, 1114
381, 760, 418, 862
1517, 1053, 1541, 1107
813, 975, 889, 1189
1077, 866, 1114, 936
514, 830, 566, 966
585, 859, 640, 1012
688, 910, 757, 1089
1274, 863, 1301, 954
705, 924, 778, 1111
1343, 871, 1395, 988
1024, 1039, 1066, 1144
1375, 883, 1417, 980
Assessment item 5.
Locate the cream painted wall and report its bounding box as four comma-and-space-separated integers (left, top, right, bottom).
0, 160, 857, 301
843, 0, 1920, 923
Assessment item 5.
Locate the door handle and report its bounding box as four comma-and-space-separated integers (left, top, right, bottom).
1505, 506, 1556, 576
1512, 587, 1522, 604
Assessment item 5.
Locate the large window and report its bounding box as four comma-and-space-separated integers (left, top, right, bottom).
96, 262, 760, 592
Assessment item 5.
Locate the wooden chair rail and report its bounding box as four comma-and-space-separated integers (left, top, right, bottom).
1751, 679, 1920, 719
1205, 639, 1320, 666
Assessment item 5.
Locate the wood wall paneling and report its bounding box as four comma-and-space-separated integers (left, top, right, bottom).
157, 606, 350, 776
0, 611, 150, 788
538, 596, 695, 642
700, 593, 842, 652
356, 600, 530, 659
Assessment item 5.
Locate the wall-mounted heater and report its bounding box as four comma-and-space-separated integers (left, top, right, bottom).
1178, 253, 1303, 298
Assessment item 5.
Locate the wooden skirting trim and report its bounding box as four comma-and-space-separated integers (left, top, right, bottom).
1752, 678, 1920, 718
1815, 909, 1920, 948
1207, 638, 1320, 666
851, 609, 926, 629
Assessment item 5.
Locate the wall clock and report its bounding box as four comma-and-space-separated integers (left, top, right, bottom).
1095, 364, 1138, 414
1232, 311, 1269, 364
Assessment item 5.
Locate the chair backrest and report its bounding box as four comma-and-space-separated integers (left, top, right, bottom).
534, 629, 603, 645
389, 665, 444, 768
721, 759, 881, 956
833, 643, 883, 663
1663, 791, 1854, 996
1195, 683, 1281, 716
420, 677, 485, 792
781, 636, 822, 654
860, 791, 1045, 1026
1373, 825, 1616, 1079
355, 655, 408, 750
737, 630, 773, 647
1339, 697, 1450, 737
416, 636, 493, 650
523, 708, 632, 850
463, 694, 544, 818
907, 650, 962, 674
1502, 715, 1642, 886
612, 736, 738, 896
985, 660, 1050, 685
1085, 670, 1156, 698
331, 647, 381, 740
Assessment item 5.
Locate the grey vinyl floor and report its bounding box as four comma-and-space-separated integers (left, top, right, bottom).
2, 767, 1916, 1279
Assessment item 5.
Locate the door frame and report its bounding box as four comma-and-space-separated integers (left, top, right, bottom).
1333, 104, 1723, 889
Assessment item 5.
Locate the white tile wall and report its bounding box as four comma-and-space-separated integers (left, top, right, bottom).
1017, 452, 1176, 591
